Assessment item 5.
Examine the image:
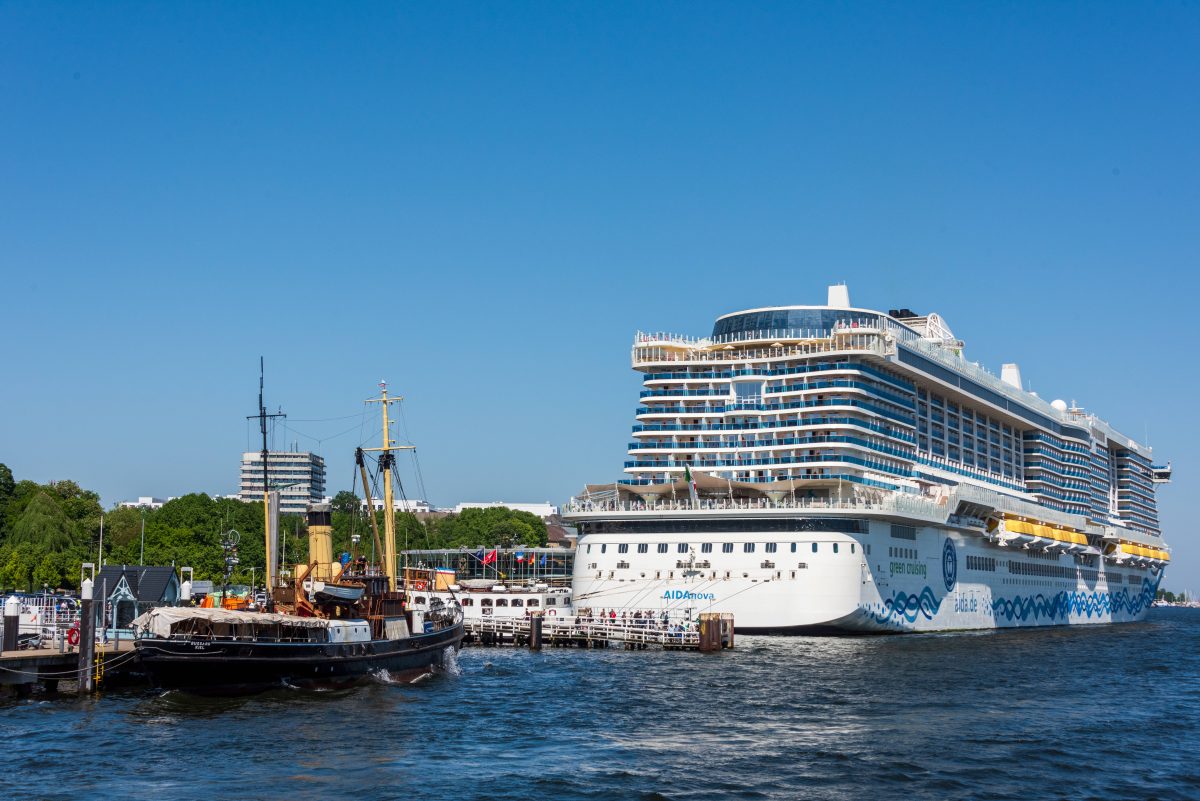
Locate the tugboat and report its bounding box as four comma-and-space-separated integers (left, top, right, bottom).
132, 379, 463, 691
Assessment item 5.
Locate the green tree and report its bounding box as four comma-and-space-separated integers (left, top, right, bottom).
331, 491, 360, 515
0, 463, 14, 537
32, 551, 62, 592
8, 491, 78, 551
0, 542, 40, 592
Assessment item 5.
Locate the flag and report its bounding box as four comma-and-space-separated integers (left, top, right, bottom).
539, 555, 547, 566
684, 464, 699, 504
474, 548, 484, 562
483, 549, 497, 565
515, 551, 525, 562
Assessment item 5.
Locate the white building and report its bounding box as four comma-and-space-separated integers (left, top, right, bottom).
118, 497, 167, 510
239, 451, 327, 515
453, 502, 559, 519
322, 496, 434, 514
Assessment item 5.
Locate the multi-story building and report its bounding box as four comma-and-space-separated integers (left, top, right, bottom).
239, 451, 327, 515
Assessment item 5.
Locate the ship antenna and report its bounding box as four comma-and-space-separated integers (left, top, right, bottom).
248, 357, 285, 606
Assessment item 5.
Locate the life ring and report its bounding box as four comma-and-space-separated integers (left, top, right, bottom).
67, 628, 80, 647
547, 608, 557, 616
413, 581, 427, 591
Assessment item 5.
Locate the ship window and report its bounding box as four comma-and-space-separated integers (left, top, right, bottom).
587, 544, 592, 553
637, 543, 648, 553
766, 543, 778, 553
527, 599, 539, 607
677, 543, 688, 553
545, 598, 556, 606
812, 543, 818, 553
601, 544, 607, 554
790, 543, 797, 553
743, 543, 755, 553
702, 543, 713, 553
511, 599, 523, 607
481, 598, 493, 607
618, 544, 629, 554
415, 596, 426, 604
850, 544, 856, 554
833, 544, 839, 554
495, 599, 508, 607
722, 543, 734, 553
461, 598, 473, 606
658, 543, 669, 553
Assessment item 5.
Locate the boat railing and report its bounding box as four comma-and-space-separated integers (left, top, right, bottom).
632, 337, 886, 365
564, 494, 949, 522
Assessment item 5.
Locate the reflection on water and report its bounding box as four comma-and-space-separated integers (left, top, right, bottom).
4, 610, 1199, 801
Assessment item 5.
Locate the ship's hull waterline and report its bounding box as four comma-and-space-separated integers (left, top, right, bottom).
136, 624, 464, 690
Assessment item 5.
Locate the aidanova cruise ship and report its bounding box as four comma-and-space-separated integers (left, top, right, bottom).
563, 285, 1173, 633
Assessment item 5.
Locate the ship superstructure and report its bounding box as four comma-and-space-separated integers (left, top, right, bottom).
564, 285, 1171, 632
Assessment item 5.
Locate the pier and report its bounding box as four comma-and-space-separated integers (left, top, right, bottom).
463, 613, 734, 651
0, 640, 137, 695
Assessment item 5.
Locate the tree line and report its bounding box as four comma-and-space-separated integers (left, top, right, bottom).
0, 463, 548, 593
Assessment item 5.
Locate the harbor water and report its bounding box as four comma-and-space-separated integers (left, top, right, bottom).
4, 609, 1199, 801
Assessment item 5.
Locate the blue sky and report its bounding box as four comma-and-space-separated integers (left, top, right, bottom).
1, 4, 1196, 588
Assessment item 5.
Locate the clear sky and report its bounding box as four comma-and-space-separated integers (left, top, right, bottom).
1, 4, 1196, 588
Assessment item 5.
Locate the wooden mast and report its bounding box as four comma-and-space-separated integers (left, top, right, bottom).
363, 381, 414, 591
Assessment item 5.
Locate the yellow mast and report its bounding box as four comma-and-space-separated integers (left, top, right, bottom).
363, 381, 414, 591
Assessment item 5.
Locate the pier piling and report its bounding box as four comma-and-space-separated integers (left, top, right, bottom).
78, 583, 95, 694
2, 596, 18, 653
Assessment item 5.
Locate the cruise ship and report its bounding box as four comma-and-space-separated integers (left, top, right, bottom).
563, 285, 1172, 633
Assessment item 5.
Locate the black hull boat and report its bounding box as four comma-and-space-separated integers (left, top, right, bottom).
132, 607, 463, 692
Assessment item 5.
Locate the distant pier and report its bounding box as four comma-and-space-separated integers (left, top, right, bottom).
463, 613, 734, 651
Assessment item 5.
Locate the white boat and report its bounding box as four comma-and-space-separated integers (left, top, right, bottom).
406, 575, 574, 622
563, 285, 1171, 633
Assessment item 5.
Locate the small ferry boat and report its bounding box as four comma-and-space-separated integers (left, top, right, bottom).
407, 576, 574, 622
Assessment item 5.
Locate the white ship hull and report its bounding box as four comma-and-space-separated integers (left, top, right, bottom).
570, 519, 1161, 633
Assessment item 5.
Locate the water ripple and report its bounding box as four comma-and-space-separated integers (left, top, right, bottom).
2, 609, 1199, 800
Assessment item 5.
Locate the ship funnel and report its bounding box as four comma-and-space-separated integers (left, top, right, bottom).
1001, 363, 1023, 391
827, 284, 851, 308
306, 503, 334, 581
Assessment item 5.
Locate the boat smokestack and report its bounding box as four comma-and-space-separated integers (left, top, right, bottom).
307, 503, 334, 581
827, 284, 851, 308
1001, 363, 1023, 391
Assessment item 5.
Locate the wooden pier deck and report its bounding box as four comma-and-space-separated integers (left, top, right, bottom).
0, 640, 137, 694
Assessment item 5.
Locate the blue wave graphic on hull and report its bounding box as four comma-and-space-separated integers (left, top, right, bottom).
864, 575, 1160, 629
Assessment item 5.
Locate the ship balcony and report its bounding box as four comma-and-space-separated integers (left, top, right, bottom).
631, 336, 887, 367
